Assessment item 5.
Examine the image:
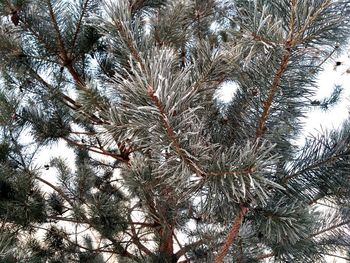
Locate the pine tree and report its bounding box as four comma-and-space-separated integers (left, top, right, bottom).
1, 0, 350, 262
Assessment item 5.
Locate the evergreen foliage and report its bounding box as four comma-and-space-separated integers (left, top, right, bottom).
0, 0, 350, 262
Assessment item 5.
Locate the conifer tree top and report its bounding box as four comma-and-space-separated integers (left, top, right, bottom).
1, 0, 350, 262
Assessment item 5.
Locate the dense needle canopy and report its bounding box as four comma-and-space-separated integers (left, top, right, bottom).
1, 0, 350, 262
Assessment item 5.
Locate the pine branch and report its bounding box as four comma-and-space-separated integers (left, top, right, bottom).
46, 0, 68, 62
62, 137, 130, 163
9, 132, 28, 169
296, 0, 332, 44
255, 49, 291, 139
217, 2, 300, 260
316, 44, 338, 68
48, 216, 155, 227
47, 213, 156, 259
308, 194, 327, 205
46, 0, 89, 89
322, 252, 350, 261
208, 166, 256, 177
46, 200, 139, 259
50, 228, 115, 254
287, 0, 298, 43
310, 219, 350, 239
254, 218, 350, 261
108, 7, 240, 180
256, 252, 274, 260
255, 0, 322, 140
145, 82, 257, 189
19, 17, 58, 55
127, 213, 153, 256
251, 32, 280, 47
213, 205, 248, 263
20, 41, 108, 125
147, 84, 205, 176
35, 176, 75, 208
282, 151, 347, 183
175, 239, 205, 259
71, 0, 91, 52
112, 17, 146, 72
18, 12, 96, 107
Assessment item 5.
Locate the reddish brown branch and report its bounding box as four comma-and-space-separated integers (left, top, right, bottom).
251, 32, 279, 47
213, 206, 248, 263
147, 85, 205, 176
63, 137, 130, 163
255, 50, 291, 139
35, 176, 75, 208
159, 224, 175, 260
218, 4, 298, 261
127, 214, 153, 256
255, 0, 299, 140
256, 252, 275, 260
112, 19, 146, 72
65, 64, 83, 85
175, 239, 205, 259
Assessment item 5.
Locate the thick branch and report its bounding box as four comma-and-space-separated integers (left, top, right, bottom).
213, 206, 248, 263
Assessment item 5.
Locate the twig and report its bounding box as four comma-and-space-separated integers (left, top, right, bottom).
310, 219, 350, 239
71, 0, 90, 52
147, 85, 205, 176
